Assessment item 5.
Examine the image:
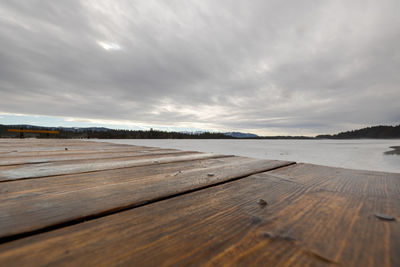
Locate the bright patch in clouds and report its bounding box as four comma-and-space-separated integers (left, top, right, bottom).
97, 41, 121, 51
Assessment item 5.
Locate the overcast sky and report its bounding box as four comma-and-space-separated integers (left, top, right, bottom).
0, 0, 399, 135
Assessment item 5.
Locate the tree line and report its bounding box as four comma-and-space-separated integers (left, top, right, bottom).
0, 125, 233, 139
1, 124, 399, 139
316, 125, 400, 139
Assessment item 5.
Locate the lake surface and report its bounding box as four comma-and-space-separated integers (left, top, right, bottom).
94, 139, 400, 173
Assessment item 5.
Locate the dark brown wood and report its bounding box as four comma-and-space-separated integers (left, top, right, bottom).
0, 168, 398, 266
0, 155, 292, 240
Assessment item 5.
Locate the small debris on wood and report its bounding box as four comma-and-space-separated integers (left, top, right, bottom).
173, 170, 182, 176
260, 232, 296, 242
207, 173, 215, 177
261, 232, 273, 238
257, 199, 268, 207
251, 216, 262, 224
64, 148, 68, 151
281, 235, 296, 241
305, 249, 338, 264
375, 213, 396, 221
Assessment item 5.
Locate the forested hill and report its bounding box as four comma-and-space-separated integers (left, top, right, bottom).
0, 124, 233, 139
316, 125, 400, 139
1, 123, 399, 139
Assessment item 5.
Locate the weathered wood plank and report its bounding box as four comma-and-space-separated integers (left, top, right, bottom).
0, 145, 139, 156
0, 146, 163, 158
0, 156, 292, 240
269, 163, 400, 199
0, 157, 240, 196
0, 149, 192, 166
0, 140, 119, 151
0, 152, 225, 181
0, 170, 398, 266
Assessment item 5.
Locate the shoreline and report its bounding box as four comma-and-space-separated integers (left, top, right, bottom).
384, 146, 400, 155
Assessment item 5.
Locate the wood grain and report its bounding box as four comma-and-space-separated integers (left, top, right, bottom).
0, 144, 176, 158
0, 156, 292, 240
0, 149, 193, 166
0, 152, 226, 181
0, 140, 123, 152
269, 163, 400, 199
0, 169, 398, 266
0, 146, 166, 159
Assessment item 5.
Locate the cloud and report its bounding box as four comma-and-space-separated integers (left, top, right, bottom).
0, 0, 399, 135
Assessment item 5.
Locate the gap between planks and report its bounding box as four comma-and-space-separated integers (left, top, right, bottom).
1, 164, 398, 266
0, 161, 295, 244
0, 153, 232, 183
0, 150, 197, 167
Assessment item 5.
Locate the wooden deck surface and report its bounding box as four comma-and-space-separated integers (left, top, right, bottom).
0, 139, 399, 266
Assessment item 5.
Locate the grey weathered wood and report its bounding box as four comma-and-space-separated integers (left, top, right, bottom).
0, 146, 163, 158
0, 152, 225, 181
269, 163, 400, 199
0, 149, 192, 166
0, 140, 121, 152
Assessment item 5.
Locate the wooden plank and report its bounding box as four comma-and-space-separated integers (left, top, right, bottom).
0, 157, 242, 196
0, 139, 113, 145
0, 156, 292, 240
0, 141, 156, 152
0, 149, 192, 166
0, 140, 131, 153
269, 163, 400, 199
0, 139, 111, 147
0, 152, 224, 181
0, 146, 160, 160
0, 145, 134, 154
0, 170, 398, 266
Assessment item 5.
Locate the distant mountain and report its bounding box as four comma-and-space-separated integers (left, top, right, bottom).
224, 132, 259, 138
58, 127, 111, 132
316, 125, 400, 139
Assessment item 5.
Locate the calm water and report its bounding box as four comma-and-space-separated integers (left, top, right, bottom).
94, 139, 400, 173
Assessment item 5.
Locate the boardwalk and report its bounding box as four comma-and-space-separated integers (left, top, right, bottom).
0, 139, 399, 266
